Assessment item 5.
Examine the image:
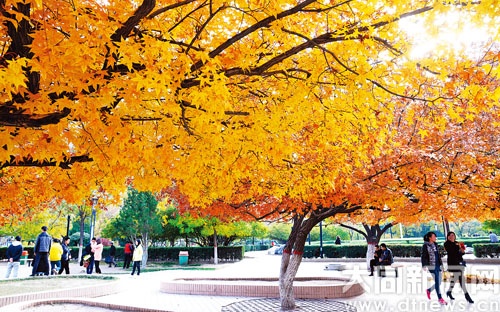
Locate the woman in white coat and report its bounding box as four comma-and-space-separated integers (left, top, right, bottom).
131, 238, 143, 276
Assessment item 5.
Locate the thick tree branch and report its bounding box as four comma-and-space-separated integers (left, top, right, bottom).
0, 107, 71, 127
0, 155, 93, 169
110, 0, 157, 42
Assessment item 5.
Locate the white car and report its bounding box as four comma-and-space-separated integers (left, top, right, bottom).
267, 244, 285, 255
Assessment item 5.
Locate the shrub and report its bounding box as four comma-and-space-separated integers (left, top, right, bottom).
473, 243, 500, 258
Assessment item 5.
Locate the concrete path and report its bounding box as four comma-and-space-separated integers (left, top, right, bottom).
89, 251, 500, 312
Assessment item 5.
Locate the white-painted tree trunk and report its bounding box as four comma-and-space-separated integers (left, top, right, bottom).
366, 243, 376, 271
279, 251, 303, 310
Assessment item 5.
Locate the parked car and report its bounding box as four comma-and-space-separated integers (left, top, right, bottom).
267, 246, 279, 255
275, 244, 285, 255
267, 244, 286, 255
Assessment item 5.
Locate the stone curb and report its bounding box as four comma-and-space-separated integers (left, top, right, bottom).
0, 278, 122, 309
1, 298, 172, 312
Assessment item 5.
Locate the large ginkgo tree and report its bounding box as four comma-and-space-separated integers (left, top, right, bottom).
1, 0, 500, 309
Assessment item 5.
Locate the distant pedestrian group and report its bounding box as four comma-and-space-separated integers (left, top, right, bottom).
29, 226, 73, 276
82, 237, 103, 274
4, 226, 145, 279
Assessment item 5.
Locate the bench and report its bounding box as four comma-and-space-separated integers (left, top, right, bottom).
324, 263, 346, 271
377, 263, 404, 277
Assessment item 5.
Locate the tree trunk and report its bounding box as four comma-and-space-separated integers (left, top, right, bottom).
443, 217, 450, 238
278, 203, 360, 310
141, 233, 148, 269
213, 228, 218, 265
340, 222, 394, 270
78, 209, 85, 262
365, 226, 379, 270
279, 214, 316, 310
279, 251, 302, 310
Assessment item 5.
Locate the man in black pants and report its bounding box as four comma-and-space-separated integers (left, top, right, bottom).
369, 244, 383, 276
31, 226, 52, 276
109, 242, 117, 267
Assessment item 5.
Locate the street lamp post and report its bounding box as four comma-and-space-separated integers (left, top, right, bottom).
89, 196, 98, 241
319, 221, 323, 258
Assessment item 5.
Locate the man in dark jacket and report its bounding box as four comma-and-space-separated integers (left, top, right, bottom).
5, 236, 23, 278
377, 243, 394, 277
379, 243, 394, 265
109, 242, 117, 267
368, 244, 383, 276
31, 226, 52, 276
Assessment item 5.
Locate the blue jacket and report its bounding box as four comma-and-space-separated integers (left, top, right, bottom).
6, 241, 23, 262
380, 248, 394, 265
34, 231, 52, 253
61, 242, 70, 261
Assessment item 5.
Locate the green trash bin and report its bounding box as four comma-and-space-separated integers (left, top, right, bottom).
20, 250, 28, 265
179, 251, 189, 265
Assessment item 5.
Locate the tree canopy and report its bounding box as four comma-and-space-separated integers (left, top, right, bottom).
2, 1, 499, 309
1, 0, 498, 224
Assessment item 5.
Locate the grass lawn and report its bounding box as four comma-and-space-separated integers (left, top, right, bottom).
0, 275, 116, 297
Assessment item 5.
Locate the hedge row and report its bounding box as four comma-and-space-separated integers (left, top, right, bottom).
473, 244, 500, 258
0, 246, 245, 262
302, 243, 500, 259
301, 244, 440, 258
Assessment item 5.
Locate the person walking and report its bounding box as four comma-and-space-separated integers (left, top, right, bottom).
422, 231, 447, 305
92, 238, 104, 274
108, 242, 117, 267
5, 236, 23, 278
443, 232, 474, 303
58, 236, 71, 275
85, 238, 96, 274
131, 239, 143, 276
31, 226, 52, 276
123, 241, 134, 269
368, 244, 383, 276
49, 238, 63, 275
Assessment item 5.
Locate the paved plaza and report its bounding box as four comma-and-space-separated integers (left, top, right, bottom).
1, 251, 499, 311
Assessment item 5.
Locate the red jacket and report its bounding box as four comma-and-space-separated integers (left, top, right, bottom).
124, 243, 133, 254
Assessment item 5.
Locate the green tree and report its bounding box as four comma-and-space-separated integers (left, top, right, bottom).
269, 223, 292, 243
102, 187, 162, 268
158, 204, 183, 247
483, 220, 500, 234
168, 212, 256, 247
248, 222, 269, 245
322, 225, 350, 242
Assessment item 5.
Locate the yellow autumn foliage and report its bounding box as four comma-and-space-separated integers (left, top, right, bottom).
0, 0, 499, 225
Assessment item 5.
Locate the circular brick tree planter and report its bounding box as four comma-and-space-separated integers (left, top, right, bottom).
160, 277, 364, 299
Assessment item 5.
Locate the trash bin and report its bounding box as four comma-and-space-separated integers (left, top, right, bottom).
20, 250, 28, 265
179, 251, 189, 265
